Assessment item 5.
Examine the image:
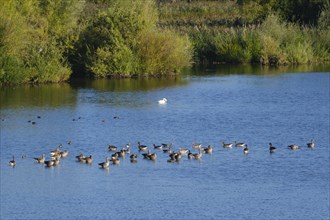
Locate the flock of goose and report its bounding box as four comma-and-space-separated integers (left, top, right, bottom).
8, 139, 316, 168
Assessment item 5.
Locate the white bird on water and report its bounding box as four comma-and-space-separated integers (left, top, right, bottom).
158, 98, 167, 105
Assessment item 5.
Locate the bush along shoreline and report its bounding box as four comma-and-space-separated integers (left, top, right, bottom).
1, 0, 329, 85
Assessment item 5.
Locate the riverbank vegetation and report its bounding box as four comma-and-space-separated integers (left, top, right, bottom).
158, 0, 329, 65
0, 0, 329, 85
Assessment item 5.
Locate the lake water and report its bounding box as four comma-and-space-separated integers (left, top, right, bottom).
1, 65, 329, 219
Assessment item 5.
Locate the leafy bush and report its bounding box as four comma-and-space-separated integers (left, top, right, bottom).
74, 0, 192, 77
137, 29, 192, 75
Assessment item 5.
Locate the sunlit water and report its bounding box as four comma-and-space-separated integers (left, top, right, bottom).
1, 65, 329, 219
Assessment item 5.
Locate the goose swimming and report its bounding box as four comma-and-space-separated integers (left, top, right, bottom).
288, 144, 300, 150
147, 153, 157, 161
179, 148, 189, 155
138, 142, 148, 151
243, 145, 249, 154
235, 141, 246, 147
269, 143, 276, 153
34, 154, 45, 163
84, 155, 93, 164
153, 144, 163, 150
192, 143, 202, 149
44, 160, 55, 167
222, 142, 233, 148
188, 150, 194, 160
98, 157, 110, 169
307, 139, 315, 149
9, 156, 16, 167
75, 154, 85, 162
203, 145, 213, 154
60, 150, 69, 158
193, 152, 203, 160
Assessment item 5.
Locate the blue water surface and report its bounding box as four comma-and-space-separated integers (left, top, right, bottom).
1, 67, 329, 219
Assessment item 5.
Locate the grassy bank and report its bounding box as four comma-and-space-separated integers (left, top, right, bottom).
158, 0, 330, 65
1, 0, 329, 85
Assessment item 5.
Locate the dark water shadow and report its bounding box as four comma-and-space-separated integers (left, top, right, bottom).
188, 63, 330, 76
69, 76, 188, 92
0, 83, 77, 109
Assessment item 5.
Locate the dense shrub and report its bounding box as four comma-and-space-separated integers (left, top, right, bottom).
73, 0, 192, 77
137, 29, 192, 75
0, 0, 79, 85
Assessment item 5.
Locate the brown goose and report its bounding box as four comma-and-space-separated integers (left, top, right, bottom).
235, 141, 246, 147
138, 142, 148, 151
60, 150, 69, 158
98, 157, 110, 169
222, 142, 233, 148
147, 153, 157, 161
203, 145, 213, 154
288, 144, 300, 150
44, 160, 55, 167
84, 155, 93, 164
108, 144, 117, 151
34, 154, 45, 163
75, 154, 85, 162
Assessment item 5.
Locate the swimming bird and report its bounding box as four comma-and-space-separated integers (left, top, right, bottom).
98, 157, 110, 169
169, 152, 180, 160
60, 150, 69, 158
188, 150, 194, 160
130, 154, 138, 163
111, 153, 118, 161
153, 144, 163, 150
84, 155, 93, 164
243, 145, 249, 154
161, 143, 172, 148
123, 144, 131, 154
192, 143, 202, 149
138, 142, 148, 151
179, 148, 189, 155
50, 148, 61, 156
269, 143, 276, 153
117, 148, 125, 158
288, 144, 300, 150
192, 151, 203, 160
203, 145, 213, 154
158, 98, 167, 105
307, 139, 315, 149
235, 141, 246, 147
44, 160, 55, 167
174, 153, 181, 161
53, 157, 60, 166
9, 156, 16, 167
222, 142, 233, 148
111, 158, 120, 165
142, 150, 152, 159
108, 144, 117, 151
34, 154, 45, 163
50, 154, 61, 161
147, 153, 157, 161
163, 148, 172, 154
75, 154, 85, 162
